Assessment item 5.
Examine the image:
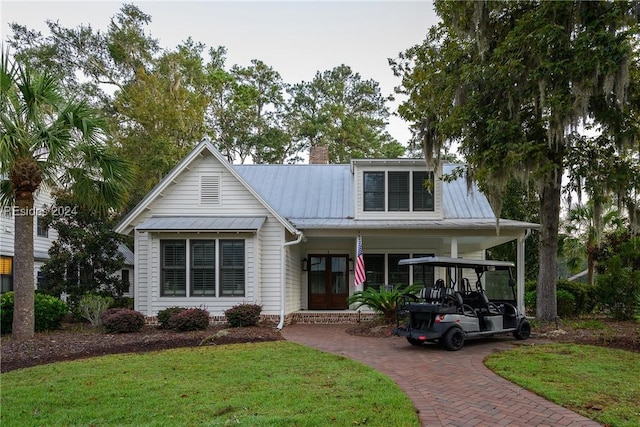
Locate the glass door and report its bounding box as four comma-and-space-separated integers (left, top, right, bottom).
308, 255, 349, 309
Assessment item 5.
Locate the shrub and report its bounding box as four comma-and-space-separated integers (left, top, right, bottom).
78, 294, 114, 327
100, 308, 145, 333
347, 284, 423, 324
525, 289, 576, 319
0, 292, 68, 334
169, 308, 210, 331
0, 292, 14, 334
157, 307, 186, 329
557, 280, 596, 315
224, 303, 263, 327
556, 289, 576, 318
111, 297, 135, 310
524, 290, 537, 316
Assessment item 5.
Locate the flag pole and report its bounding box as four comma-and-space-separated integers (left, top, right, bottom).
354, 232, 366, 292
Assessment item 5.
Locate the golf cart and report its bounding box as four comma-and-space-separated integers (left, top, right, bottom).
392, 256, 531, 351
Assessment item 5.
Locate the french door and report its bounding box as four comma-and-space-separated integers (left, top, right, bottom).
308, 255, 349, 310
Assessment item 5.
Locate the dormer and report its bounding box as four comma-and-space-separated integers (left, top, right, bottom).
351, 159, 443, 220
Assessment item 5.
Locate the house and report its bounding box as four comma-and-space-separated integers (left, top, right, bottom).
1, 187, 58, 293
0, 187, 135, 297
115, 139, 539, 327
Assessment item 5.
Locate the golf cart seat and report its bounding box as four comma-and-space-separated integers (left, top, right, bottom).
419, 287, 442, 303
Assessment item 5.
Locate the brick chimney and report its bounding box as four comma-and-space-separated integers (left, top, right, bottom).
309, 146, 329, 164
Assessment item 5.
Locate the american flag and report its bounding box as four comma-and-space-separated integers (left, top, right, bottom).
354, 233, 366, 286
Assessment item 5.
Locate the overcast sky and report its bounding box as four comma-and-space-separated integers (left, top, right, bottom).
1, 1, 440, 145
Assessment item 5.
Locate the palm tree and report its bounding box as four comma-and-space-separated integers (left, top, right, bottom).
561, 200, 623, 286
0, 50, 132, 340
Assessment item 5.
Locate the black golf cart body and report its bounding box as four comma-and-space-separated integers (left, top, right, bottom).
392, 256, 531, 351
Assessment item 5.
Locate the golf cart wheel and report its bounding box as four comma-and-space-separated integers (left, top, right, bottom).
407, 337, 424, 346
442, 327, 465, 351
513, 319, 531, 340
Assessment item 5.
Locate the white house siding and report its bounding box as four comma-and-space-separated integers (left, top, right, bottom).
128, 151, 287, 317
0, 187, 58, 291
284, 240, 303, 313
258, 222, 285, 315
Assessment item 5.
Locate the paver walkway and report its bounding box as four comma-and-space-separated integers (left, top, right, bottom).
282, 324, 601, 427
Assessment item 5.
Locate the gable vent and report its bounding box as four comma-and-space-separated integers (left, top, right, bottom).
200, 175, 221, 205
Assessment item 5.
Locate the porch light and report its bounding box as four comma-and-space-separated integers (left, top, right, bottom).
301, 258, 308, 271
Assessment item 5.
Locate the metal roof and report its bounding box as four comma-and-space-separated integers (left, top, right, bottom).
118, 243, 135, 266
234, 164, 353, 219
233, 163, 496, 221
136, 216, 266, 232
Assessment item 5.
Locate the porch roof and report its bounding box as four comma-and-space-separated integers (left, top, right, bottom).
135, 216, 267, 232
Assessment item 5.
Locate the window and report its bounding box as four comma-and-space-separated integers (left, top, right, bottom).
36, 271, 46, 289
362, 253, 432, 291
363, 254, 385, 291
388, 172, 409, 211
0, 256, 12, 293
220, 240, 245, 296
36, 216, 48, 237
160, 239, 245, 298
363, 170, 435, 212
363, 172, 385, 211
412, 254, 434, 286
413, 172, 435, 211
122, 269, 131, 293
191, 240, 215, 296
161, 240, 186, 296
388, 254, 409, 286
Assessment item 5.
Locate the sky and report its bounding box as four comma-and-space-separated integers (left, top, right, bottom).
1, 0, 440, 146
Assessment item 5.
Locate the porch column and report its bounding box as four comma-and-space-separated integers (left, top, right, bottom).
450, 238, 458, 285
516, 233, 526, 314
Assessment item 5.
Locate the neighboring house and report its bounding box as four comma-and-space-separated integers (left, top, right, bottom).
115, 139, 539, 327
1, 187, 58, 293
0, 188, 134, 297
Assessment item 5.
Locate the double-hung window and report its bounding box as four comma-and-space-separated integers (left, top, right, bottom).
161, 240, 187, 296
161, 239, 245, 297
191, 240, 216, 296
363, 172, 385, 211
363, 170, 434, 212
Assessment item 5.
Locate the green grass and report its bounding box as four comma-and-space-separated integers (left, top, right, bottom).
1, 341, 419, 427
486, 344, 640, 427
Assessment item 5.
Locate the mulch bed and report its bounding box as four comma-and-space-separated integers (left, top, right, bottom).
1, 317, 637, 373
0, 321, 284, 373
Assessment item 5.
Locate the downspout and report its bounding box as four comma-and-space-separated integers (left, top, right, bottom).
278, 230, 304, 329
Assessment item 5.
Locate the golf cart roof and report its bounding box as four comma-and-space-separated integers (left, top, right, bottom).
398, 256, 515, 269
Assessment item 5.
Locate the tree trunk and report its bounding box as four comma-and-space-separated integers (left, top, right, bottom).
536, 168, 562, 322
12, 193, 36, 340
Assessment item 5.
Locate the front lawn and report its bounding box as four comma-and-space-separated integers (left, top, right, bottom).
485, 344, 640, 427
1, 341, 419, 426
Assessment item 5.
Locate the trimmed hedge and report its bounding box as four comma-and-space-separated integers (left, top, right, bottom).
0, 292, 68, 334
224, 303, 262, 327
169, 308, 210, 331
157, 307, 186, 329
100, 308, 145, 333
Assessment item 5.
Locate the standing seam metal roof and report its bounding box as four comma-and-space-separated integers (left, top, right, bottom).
233, 163, 496, 221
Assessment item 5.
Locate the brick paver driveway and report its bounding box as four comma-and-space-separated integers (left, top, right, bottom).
282, 324, 600, 427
